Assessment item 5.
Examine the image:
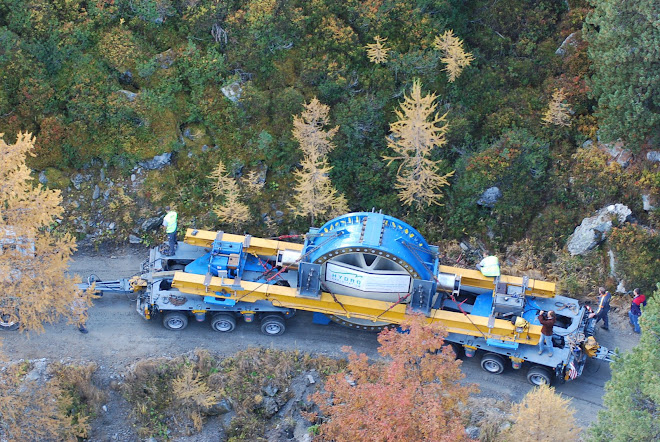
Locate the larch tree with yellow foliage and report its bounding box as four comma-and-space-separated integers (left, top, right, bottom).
208, 161, 252, 229
505, 384, 581, 440
383, 80, 454, 209
0, 133, 90, 332
434, 30, 474, 82
366, 35, 390, 64
289, 98, 348, 224
542, 88, 572, 127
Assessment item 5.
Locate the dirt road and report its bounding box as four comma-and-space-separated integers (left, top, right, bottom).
2, 247, 640, 437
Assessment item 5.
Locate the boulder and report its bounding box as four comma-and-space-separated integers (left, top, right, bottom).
71, 173, 84, 190
477, 187, 502, 208
118, 89, 138, 102
567, 204, 632, 255
465, 426, 480, 440
642, 194, 656, 211
202, 398, 232, 416
38, 171, 48, 185
139, 152, 172, 170
599, 140, 633, 168
555, 32, 578, 56
129, 234, 142, 244
141, 217, 163, 232
156, 49, 176, 69
647, 151, 660, 163
92, 185, 101, 200
221, 82, 243, 102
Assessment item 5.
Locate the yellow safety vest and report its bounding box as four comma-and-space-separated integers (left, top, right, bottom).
479, 255, 500, 277
163, 211, 178, 234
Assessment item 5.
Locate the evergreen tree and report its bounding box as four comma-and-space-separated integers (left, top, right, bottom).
590, 284, 660, 441
584, 0, 660, 148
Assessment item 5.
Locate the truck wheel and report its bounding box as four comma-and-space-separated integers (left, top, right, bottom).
0, 313, 19, 331
527, 366, 552, 386
163, 312, 188, 331
480, 353, 505, 374
211, 313, 236, 332
260, 315, 286, 336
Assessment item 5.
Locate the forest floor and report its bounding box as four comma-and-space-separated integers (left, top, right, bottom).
1, 246, 641, 441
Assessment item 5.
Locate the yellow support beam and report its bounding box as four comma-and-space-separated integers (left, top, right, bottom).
438, 265, 556, 298
184, 229, 303, 256
172, 272, 543, 345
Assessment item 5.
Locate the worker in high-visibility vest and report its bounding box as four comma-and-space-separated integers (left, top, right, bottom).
477, 255, 500, 277
162, 206, 178, 256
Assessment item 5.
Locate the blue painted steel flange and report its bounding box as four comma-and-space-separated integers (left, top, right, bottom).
302, 212, 438, 281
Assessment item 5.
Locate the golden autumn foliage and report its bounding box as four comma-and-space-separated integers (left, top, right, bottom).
0, 133, 90, 333
434, 30, 474, 82
289, 98, 349, 224
313, 316, 477, 442
505, 384, 581, 440
366, 35, 390, 64
542, 88, 573, 127
383, 80, 454, 209
208, 161, 252, 228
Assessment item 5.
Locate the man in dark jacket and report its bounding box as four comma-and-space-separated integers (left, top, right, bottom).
589, 287, 611, 331
538, 310, 556, 357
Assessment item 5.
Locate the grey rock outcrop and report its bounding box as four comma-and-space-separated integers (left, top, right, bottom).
222, 82, 242, 102
477, 187, 502, 208
39, 171, 48, 185
642, 194, 656, 211
139, 152, 172, 170
141, 217, 163, 232
600, 140, 633, 168
118, 89, 138, 102
71, 173, 84, 190
555, 32, 578, 56
567, 204, 632, 255
647, 151, 660, 162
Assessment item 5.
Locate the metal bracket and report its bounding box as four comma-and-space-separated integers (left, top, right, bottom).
409, 279, 435, 315
298, 262, 321, 298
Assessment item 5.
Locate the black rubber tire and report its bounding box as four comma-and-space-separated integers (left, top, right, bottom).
211, 313, 236, 332
480, 353, 506, 374
0, 313, 19, 331
260, 315, 286, 336
168, 263, 186, 271
163, 312, 189, 331
527, 366, 553, 386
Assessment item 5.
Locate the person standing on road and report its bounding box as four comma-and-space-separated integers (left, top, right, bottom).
72, 293, 89, 334
537, 310, 556, 357
589, 287, 611, 331
628, 288, 647, 334
162, 206, 178, 256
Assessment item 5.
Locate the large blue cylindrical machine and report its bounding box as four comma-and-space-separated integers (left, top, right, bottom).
300, 212, 440, 328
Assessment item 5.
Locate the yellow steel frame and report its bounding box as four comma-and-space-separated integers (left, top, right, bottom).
437, 265, 556, 299
184, 229, 303, 255
172, 272, 543, 345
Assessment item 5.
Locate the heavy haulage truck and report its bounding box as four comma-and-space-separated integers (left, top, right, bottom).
84, 211, 614, 385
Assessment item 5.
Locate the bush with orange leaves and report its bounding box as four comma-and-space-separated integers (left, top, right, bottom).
311, 316, 477, 442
